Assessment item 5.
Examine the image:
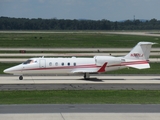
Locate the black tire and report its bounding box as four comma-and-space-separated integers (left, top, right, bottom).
84, 73, 86, 80
19, 76, 23, 80
84, 73, 90, 80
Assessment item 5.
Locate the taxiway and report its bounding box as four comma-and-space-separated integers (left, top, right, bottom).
1, 75, 160, 90
1, 104, 160, 120
1, 75, 160, 84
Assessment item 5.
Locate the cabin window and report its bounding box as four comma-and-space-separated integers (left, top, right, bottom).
55, 62, 58, 66
121, 59, 125, 62
68, 62, 70, 66
49, 62, 52, 66
62, 62, 64, 66
73, 62, 76, 66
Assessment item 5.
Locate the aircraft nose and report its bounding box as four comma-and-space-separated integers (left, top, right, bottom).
3, 69, 7, 73
3, 68, 13, 74
3, 64, 22, 74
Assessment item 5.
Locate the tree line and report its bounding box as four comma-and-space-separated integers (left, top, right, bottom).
0, 16, 160, 30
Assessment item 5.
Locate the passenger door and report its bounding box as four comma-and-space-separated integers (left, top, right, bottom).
39, 59, 46, 68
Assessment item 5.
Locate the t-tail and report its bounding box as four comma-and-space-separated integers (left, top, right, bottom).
123, 42, 156, 69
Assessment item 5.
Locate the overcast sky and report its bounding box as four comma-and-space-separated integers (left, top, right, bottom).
0, 0, 160, 21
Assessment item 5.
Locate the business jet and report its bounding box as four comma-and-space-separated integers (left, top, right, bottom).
4, 42, 155, 80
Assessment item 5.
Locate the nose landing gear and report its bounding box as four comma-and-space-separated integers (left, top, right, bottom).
19, 76, 23, 80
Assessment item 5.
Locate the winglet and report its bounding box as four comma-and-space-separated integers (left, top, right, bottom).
98, 62, 107, 73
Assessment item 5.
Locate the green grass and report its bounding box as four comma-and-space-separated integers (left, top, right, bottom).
0, 63, 17, 73
0, 90, 160, 104
0, 50, 130, 53
0, 33, 160, 48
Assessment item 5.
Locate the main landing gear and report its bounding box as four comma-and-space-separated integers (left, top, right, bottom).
19, 76, 23, 80
84, 73, 90, 80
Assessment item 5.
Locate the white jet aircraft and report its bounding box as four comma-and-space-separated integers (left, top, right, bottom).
4, 42, 155, 80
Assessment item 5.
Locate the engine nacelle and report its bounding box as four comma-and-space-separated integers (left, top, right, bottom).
94, 56, 121, 66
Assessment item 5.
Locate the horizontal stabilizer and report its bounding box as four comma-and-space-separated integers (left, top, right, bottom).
126, 63, 150, 69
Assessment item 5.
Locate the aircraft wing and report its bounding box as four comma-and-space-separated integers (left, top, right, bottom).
97, 62, 107, 72
71, 63, 107, 73
71, 69, 97, 73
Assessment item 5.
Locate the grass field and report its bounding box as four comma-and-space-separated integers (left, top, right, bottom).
0, 33, 160, 48
1, 32, 160, 75
0, 90, 160, 104
1, 32, 160, 105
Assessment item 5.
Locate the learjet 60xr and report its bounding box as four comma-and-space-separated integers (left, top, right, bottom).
4, 42, 155, 80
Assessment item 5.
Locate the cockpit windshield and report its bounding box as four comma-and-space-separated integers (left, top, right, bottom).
23, 59, 36, 64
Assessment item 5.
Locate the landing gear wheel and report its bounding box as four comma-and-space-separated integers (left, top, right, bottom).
84, 73, 90, 80
84, 73, 86, 79
19, 76, 23, 80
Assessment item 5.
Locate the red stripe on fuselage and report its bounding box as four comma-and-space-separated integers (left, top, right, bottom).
21, 61, 149, 71
23, 64, 99, 71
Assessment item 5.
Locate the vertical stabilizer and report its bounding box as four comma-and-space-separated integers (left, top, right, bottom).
124, 42, 156, 69
124, 42, 155, 60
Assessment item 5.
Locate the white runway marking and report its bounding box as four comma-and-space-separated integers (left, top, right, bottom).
1, 113, 160, 120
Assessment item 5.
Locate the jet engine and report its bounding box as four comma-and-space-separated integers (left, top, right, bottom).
94, 56, 122, 66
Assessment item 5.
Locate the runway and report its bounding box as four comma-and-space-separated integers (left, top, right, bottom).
1, 75, 160, 90
1, 104, 160, 113
1, 104, 160, 120
1, 30, 160, 37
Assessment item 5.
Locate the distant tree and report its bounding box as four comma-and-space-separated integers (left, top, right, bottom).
0, 17, 160, 30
